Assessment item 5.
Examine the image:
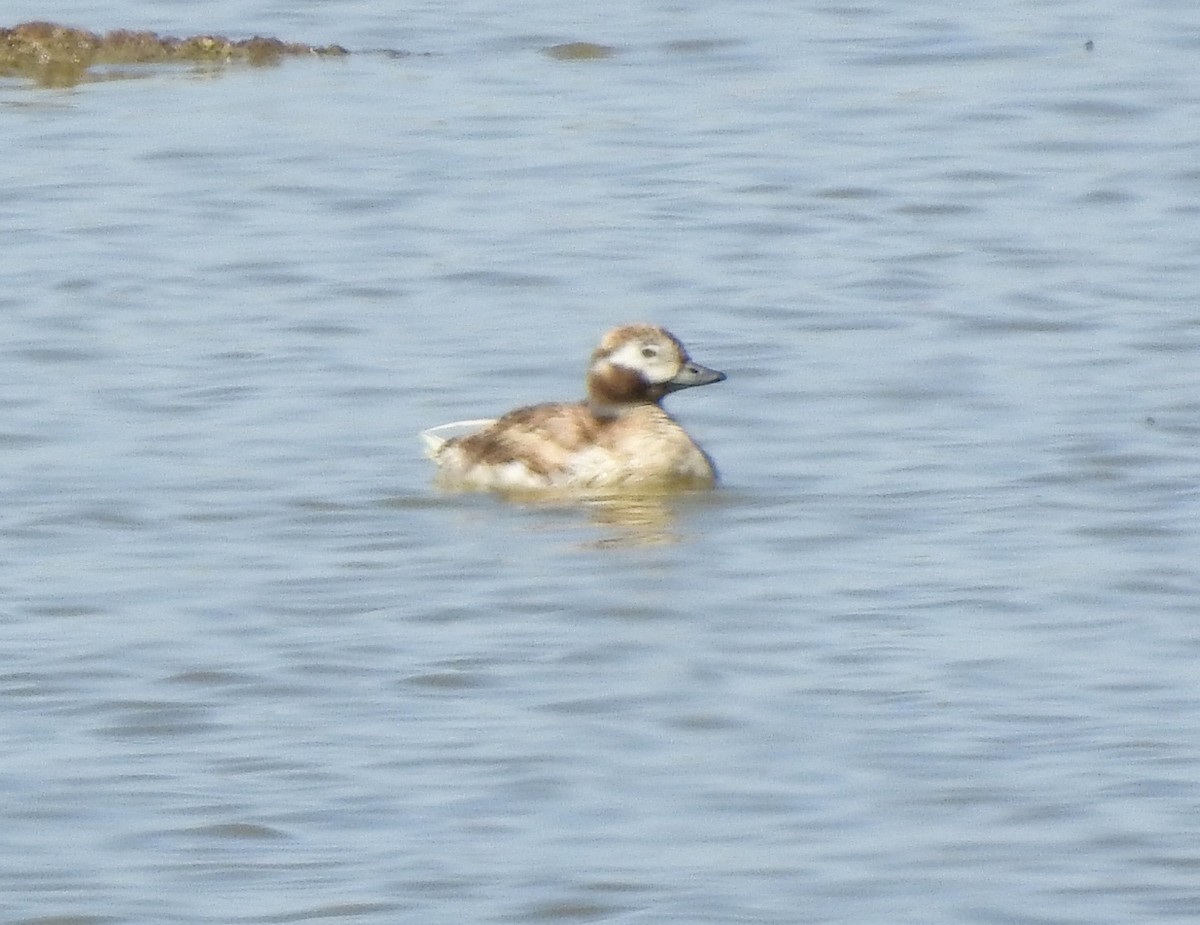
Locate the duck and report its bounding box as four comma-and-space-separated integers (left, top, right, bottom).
421, 324, 726, 492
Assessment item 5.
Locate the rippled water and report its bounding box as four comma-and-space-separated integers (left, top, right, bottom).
4, 1, 1200, 923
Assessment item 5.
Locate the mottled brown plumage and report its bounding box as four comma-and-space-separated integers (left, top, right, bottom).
422, 324, 725, 491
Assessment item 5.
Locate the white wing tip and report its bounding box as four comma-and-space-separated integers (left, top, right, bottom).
419, 419, 496, 458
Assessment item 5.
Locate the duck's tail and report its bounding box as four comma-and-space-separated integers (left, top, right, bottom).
418, 419, 496, 459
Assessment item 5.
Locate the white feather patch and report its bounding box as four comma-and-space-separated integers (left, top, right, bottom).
418, 419, 497, 458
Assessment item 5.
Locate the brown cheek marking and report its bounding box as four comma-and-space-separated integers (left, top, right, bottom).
589, 366, 649, 406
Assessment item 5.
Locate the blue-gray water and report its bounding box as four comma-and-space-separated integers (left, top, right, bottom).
4, 1, 1200, 923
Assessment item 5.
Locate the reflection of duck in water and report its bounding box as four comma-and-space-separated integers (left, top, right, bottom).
422, 324, 726, 492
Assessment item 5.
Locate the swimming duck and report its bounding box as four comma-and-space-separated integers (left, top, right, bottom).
421, 324, 725, 491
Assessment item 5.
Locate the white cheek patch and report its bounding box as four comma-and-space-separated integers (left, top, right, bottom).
606, 340, 679, 384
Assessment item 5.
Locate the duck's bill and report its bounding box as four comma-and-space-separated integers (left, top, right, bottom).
665, 362, 726, 391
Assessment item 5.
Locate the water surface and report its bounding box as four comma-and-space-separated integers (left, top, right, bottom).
3, 1, 1200, 923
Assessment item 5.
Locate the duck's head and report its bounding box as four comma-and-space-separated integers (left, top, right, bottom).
586, 324, 726, 416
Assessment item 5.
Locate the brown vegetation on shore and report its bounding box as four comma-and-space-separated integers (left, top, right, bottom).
0, 21, 348, 86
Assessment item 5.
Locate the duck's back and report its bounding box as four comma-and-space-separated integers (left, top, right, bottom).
433, 402, 715, 491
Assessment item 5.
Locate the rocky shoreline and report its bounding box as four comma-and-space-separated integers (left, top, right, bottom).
1, 21, 349, 86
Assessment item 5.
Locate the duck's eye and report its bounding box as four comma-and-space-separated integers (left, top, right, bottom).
641, 346, 658, 359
